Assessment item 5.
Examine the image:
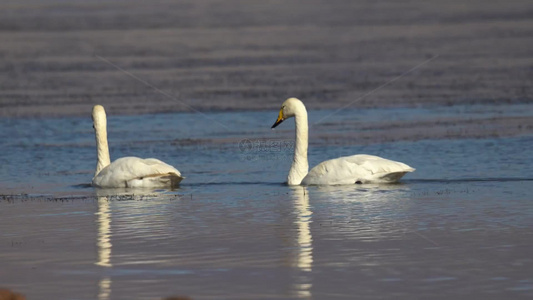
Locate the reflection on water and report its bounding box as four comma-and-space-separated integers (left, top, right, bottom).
96, 196, 112, 268
314, 184, 413, 242
95, 187, 169, 198
96, 196, 112, 300
1, 175, 532, 299
98, 277, 111, 300
94, 190, 170, 300
291, 187, 313, 299
315, 183, 411, 201
293, 187, 313, 272
0, 106, 532, 299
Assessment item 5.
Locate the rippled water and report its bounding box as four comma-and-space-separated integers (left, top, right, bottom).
1, 105, 532, 299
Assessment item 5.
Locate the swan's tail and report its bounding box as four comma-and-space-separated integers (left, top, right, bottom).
170, 174, 185, 187
159, 173, 184, 188
374, 169, 414, 183
126, 173, 184, 188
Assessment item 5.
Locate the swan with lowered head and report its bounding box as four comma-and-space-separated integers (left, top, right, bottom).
91, 105, 183, 188
271, 98, 414, 185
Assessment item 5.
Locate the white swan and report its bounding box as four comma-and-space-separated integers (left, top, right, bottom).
271, 98, 414, 185
91, 105, 184, 188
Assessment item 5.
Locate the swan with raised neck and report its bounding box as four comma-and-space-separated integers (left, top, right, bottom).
272, 98, 309, 185
272, 98, 415, 185
91, 105, 183, 188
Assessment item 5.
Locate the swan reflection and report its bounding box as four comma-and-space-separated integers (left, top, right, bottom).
95, 187, 167, 199
98, 277, 111, 300
96, 196, 112, 300
290, 186, 313, 299
96, 196, 112, 267
313, 183, 413, 249
315, 183, 411, 202
95, 189, 170, 300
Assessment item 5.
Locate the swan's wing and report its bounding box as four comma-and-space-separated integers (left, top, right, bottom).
345, 154, 415, 175
92, 157, 184, 188
302, 154, 414, 185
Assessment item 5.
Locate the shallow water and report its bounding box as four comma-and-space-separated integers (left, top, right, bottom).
1, 105, 533, 299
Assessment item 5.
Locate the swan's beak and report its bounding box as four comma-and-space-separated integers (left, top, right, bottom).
271, 109, 285, 128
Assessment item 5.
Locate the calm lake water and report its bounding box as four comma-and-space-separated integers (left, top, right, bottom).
1, 104, 532, 299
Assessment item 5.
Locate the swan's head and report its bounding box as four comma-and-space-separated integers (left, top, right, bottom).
92, 105, 107, 131
272, 97, 306, 128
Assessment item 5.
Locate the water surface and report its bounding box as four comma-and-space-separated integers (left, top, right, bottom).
1, 105, 532, 299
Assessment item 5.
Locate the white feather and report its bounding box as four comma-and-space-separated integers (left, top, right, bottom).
273, 98, 414, 185
92, 157, 183, 188
91, 105, 184, 188
302, 154, 415, 185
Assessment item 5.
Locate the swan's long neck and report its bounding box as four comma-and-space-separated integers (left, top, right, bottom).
94, 120, 111, 177
288, 107, 309, 185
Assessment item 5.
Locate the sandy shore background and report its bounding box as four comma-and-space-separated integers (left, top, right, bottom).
0, 0, 532, 138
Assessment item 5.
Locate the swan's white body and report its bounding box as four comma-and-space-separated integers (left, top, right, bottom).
92, 157, 183, 188
301, 154, 414, 185
91, 105, 183, 188
272, 98, 414, 185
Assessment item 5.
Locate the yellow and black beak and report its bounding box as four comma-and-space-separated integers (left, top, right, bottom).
271, 109, 285, 128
